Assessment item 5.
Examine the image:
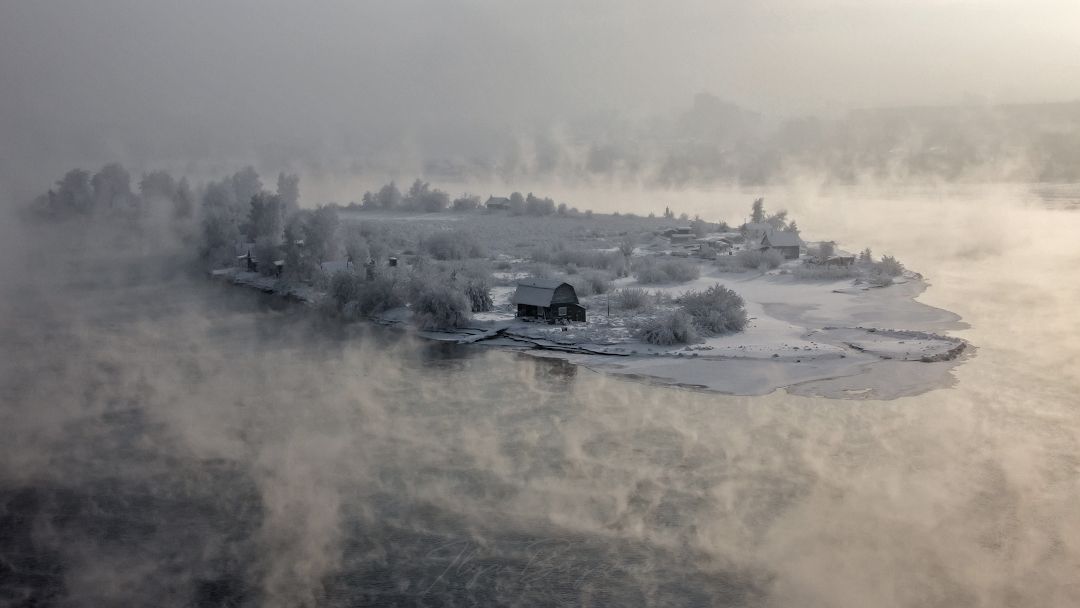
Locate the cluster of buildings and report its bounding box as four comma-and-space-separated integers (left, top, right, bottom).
658, 222, 807, 260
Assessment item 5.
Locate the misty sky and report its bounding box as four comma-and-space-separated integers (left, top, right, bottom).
3, 0, 1080, 197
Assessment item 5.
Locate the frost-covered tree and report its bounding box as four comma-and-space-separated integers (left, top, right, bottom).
878, 255, 904, 276
52, 169, 94, 216
360, 191, 377, 210
451, 194, 480, 212
342, 227, 370, 264
230, 167, 262, 212
765, 210, 788, 230
750, 197, 766, 223
248, 192, 285, 243
376, 181, 402, 209
199, 179, 243, 266
282, 213, 316, 281
175, 177, 195, 220
525, 193, 556, 216
304, 205, 340, 263
139, 170, 176, 203
403, 178, 451, 212
508, 192, 525, 215
92, 163, 138, 215
253, 237, 280, 276
276, 172, 300, 213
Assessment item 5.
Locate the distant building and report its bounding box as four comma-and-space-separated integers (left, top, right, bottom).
512, 279, 587, 323
760, 230, 802, 259
486, 196, 511, 210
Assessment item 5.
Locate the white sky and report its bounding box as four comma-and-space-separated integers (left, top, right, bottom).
2, 0, 1079, 193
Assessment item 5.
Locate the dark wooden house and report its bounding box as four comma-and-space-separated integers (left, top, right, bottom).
760, 230, 802, 260
512, 279, 587, 323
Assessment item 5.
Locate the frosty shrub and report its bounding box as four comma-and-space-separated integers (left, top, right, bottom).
330, 271, 362, 309
737, 248, 784, 270
451, 195, 480, 212
877, 255, 905, 276
462, 276, 493, 312
551, 249, 625, 273
421, 230, 484, 260
356, 273, 405, 315
632, 256, 701, 283
410, 283, 472, 329
636, 310, 699, 345
792, 264, 856, 280
614, 287, 650, 310
865, 273, 894, 287
678, 283, 748, 334
570, 270, 612, 296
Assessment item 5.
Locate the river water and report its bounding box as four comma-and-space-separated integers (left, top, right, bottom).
1, 186, 1078, 607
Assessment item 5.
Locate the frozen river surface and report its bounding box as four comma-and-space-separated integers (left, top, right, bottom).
1, 190, 1079, 607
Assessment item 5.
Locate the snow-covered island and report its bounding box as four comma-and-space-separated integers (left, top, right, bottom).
20, 165, 968, 399
201, 179, 969, 400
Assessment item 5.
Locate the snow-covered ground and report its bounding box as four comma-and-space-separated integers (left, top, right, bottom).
453, 260, 967, 399
213, 211, 968, 399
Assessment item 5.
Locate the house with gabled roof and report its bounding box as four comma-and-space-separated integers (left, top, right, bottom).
759, 230, 802, 259
512, 279, 586, 323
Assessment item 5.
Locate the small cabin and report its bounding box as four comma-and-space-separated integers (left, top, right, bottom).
760, 230, 802, 260
512, 279, 586, 323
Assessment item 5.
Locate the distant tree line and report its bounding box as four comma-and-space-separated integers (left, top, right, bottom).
342, 179, 573, 217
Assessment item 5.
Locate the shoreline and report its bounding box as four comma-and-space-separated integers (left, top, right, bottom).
211, 266, 971, 401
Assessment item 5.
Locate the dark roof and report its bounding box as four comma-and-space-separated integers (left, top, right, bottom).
513, 279, 572, 307
762, 230, 801, 247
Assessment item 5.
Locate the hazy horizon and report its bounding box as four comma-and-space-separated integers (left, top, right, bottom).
5, 1, 1080, 202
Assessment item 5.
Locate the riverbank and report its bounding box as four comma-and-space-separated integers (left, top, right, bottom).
212, 263, 970, 400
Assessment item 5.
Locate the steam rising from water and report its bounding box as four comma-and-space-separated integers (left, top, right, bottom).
1, 185, 1079, 606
